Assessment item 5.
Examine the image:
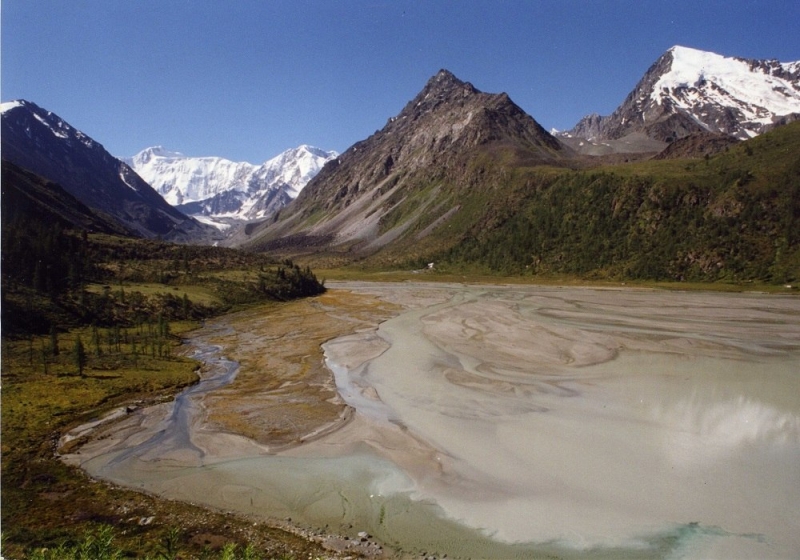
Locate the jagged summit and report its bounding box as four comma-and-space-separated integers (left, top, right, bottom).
414, 69, 478, 100
560, 46, 800, 153
387, 69, 480, 126
373, 69, 565, 171
427, 69, 467, 89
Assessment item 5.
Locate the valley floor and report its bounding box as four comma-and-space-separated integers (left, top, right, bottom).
63, 282, 800, 559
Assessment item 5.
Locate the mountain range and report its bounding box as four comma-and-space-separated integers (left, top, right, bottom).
2, 45, 798, 282
124, 145, 337, 228
238, 48, 799, 281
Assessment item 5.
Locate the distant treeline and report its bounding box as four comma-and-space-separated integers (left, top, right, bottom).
1, 213, 325, 336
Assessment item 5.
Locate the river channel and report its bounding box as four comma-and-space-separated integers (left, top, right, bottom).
65, 283, 800, 559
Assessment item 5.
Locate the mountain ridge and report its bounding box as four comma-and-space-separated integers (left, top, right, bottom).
233, 64, 798, 283
1, 100, 213, 242
1, 160, 137, 237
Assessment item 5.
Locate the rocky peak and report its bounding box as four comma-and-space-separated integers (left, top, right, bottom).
241, 69, 571, 255
419, 69, 477, 99
396, 69, 480, 122
309, 69, 566, 199
560, 46, 800, 153
563, 113, 604, 141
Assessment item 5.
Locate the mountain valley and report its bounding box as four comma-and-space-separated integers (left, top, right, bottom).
3, 42, 800, 560
6, 46, 797, 283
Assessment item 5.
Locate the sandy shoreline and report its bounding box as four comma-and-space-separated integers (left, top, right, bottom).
62, 283, 800, 559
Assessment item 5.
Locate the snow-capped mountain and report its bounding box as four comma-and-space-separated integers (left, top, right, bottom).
561, 46, 800, 152
125, 145, 338, 223
1, 100, 212, 241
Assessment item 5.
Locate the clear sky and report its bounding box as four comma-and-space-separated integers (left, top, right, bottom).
3, 0, 799, 163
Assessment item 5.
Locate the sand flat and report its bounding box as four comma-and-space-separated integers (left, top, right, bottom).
65, 283, 800, 559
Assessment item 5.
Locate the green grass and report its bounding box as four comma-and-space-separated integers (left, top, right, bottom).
433, 125, 800, 283
1, 213, 328, 557
1, 322, 195, 556
86, 281, 222, 307
316, 266, 798, 293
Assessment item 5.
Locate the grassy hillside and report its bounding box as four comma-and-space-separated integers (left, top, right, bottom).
354, 122, 799, 284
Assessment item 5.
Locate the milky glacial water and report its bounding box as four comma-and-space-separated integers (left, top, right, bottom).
77, 285, 800, 559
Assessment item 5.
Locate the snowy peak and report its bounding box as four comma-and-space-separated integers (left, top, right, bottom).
259, 144, 338, 197
654, 46, 800, 135
126, 145, 337, 221
666, 45, 800, 81
561, 46, 800, 151
0, 100, 27, 113
131, 145, 186, 164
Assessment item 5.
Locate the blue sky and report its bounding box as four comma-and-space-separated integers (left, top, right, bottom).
3, 0, 799, 163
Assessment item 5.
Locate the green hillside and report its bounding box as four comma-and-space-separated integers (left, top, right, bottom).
374, 122, 800, 283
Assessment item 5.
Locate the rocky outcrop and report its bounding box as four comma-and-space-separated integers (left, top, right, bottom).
652, 131, 740, 160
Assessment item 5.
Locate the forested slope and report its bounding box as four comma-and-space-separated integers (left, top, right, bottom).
438, 122, 800, 282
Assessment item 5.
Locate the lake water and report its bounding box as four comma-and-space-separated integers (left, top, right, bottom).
74, 284, 800, 559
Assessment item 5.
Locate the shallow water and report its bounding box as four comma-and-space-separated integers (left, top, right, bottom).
76, 285, 800, 558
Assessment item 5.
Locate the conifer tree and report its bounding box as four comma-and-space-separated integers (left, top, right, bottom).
73, 336, 87, 377
49, 325, 59, 356
91, 324, 102, 357
40, 340, 50, 375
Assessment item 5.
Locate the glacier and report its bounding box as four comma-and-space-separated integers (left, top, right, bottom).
125, 144, 337, 222
653, 45, 800, 136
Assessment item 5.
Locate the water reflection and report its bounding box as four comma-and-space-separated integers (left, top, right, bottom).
655, 390, 800, 463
